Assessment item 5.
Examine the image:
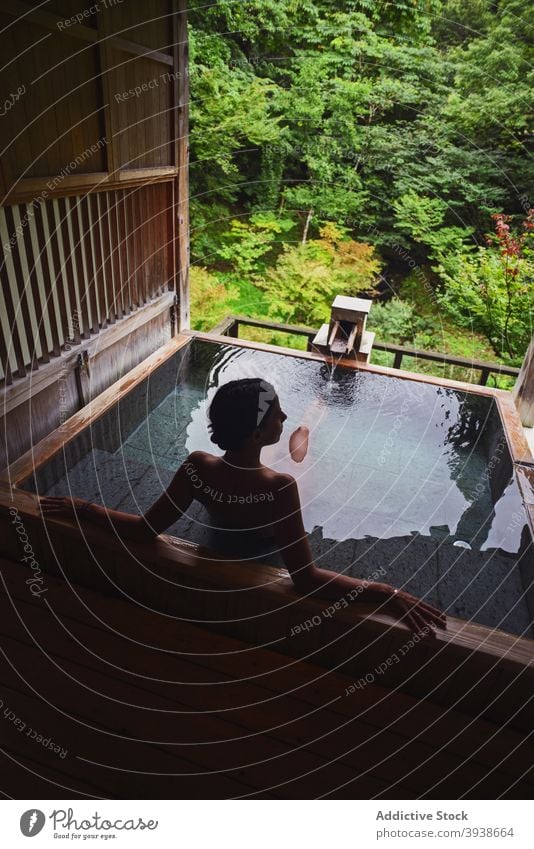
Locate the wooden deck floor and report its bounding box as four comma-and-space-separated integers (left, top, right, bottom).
0, 557, 533, 800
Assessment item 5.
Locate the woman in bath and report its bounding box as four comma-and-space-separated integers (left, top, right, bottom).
41, 378, 445, 634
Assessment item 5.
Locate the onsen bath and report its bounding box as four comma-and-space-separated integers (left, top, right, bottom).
2, 331, 533, 727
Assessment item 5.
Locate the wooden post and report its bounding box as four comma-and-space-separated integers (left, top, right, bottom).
174, 0, 190, 331
97, 8, 119, 180
478, 367, 490, 386
513, 338, 534, 427
393, 350, 403, 370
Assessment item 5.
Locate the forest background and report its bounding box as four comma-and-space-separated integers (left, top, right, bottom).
187, 0, 533, 385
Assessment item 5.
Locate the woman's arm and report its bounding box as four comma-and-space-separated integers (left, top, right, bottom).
273, 475, 446, 633
40, 454, 197, 542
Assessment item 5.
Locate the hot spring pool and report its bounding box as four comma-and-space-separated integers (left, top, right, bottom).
26, 337, 533, 636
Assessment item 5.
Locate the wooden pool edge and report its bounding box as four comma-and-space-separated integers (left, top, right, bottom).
1, 482, 533, 735
1, 331, 533, 715
0, 334, 192, 488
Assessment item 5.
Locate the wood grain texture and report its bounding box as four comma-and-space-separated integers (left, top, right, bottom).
0, 555, 532, 799
0, 476, 532, 738
0, 0, 183, 386
175, 0, 189, 329
1, 184, 175, 383
0, 331, 187, 475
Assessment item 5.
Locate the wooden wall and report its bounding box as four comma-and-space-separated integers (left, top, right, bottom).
1, 552, 533, 799
0, 0, 189, 469
0, 296, 174, 470
0, 0, 187, 197
0, 182, 175, 383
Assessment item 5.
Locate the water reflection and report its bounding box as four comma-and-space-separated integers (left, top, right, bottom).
174, 341, 525, 552
29, 339, 527, 555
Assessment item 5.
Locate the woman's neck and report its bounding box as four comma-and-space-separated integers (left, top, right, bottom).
223, 445, 263, 469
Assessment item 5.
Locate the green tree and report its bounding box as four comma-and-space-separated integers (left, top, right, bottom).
258, 224, 381, 325
437, 212, 534, 362
187, 0, 533, 363
393, 191, 473, 259
215, 212, 295, 276
367, 298, 428, 345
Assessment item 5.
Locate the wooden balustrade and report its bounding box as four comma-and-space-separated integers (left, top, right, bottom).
210, 314, 520, 387
0, 182, 176, 385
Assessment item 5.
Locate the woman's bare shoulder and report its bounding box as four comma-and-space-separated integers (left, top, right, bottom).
185, 450, 218, 468
184, 453, 296, 495
263, 469, 296, 493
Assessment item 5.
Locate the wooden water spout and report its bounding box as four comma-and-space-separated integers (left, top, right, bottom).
311, 295, 375, 363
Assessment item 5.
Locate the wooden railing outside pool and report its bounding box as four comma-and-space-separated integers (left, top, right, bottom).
211, 315, 520, 388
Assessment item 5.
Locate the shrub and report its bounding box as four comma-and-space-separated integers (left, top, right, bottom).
436, 211, 534, 362
257, 224, 381, 326
189, 266, 239, 331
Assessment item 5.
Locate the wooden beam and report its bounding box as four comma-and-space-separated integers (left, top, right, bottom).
2, 171, 178, 206
231, 314, 317, 339
209, 316, 239, 336
513, 338, 534, 427
1, 0, 98, 45
214, 316, 521, 380
0, 157, 8, 200
497, 392, 534, 465
96, 7, 121, 180
191, 328, 507, 400
373, 341, 520, 377
1, 0, 173, 64
175, 0, 190, 330
118, 166, 176, 181
171, 0, 181, 171
109, 35, 174, 66
3, 174, 110, 206
0, 292, 176, 418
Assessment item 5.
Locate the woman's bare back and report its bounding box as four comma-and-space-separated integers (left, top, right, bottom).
183, 450, 291, 535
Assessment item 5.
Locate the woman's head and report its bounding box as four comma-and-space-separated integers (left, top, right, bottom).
208, 378, 286, 451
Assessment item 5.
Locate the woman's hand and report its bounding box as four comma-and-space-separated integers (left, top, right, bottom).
289, 426, 309, 463
380, 584, 446, 635
40, 495, 159, 543
40, 496, 87, 519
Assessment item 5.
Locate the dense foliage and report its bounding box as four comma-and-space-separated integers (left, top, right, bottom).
188, 0, 533, 369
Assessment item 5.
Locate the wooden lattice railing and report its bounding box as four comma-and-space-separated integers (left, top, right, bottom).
0, 182, 176, 385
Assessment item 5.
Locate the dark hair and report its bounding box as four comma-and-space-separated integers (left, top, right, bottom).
208, 378, 278, 450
